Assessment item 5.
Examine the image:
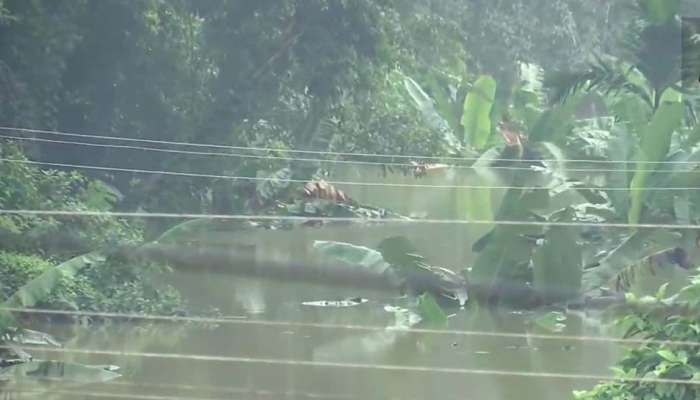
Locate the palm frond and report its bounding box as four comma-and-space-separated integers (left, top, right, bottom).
544, 55, 654, 109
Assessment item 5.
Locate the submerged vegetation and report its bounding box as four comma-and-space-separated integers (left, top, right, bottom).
1, 0, 700, 398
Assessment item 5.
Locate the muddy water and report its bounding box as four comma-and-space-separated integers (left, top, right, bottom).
11, 275, 621, 400
5, 167, 621, 399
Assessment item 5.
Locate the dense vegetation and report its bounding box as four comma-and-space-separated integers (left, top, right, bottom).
1, 0, 700, 397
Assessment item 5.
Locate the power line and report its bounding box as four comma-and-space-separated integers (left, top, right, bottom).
5, 344, 699, 386
3, 125, 700, 166
2, 133, 447, 170
1, 209, 699, 229
1, 157, 699, 192
2, 133, 698, 174
9, 389, 228, 400
103, 381, 355, 400
4, 306, 700, 349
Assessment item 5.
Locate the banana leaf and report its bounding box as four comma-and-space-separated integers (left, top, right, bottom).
582, 229, 681, 293
628, 88, 684, 225
3, 251, 105, 310
462, 75, 497, 149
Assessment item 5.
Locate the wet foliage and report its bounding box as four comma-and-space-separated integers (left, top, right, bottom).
0, 0, 699, 398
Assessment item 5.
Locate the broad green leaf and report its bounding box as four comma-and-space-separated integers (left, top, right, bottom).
313, 241, 392, 276
416, 293, 448, 326
628, 88, 683, 225
610, 94, 653, 135
533, 226, 582, 302
469, 174, 544, 296
425, 73, 460, 133
607, 124, 634, 216
582, 230, 681, 292
3, 252, 105, 309
376, 236, 424, 271
657, 349, 683, 363
469, 225, 537, 293
402, 75, 460, 149
462, 75, 497, 149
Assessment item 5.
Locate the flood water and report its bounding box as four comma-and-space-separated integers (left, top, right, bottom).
4, 168, 622, 400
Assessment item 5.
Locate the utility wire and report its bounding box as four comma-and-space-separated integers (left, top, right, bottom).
4, 344, 699, 386
103, 381, 355, 400
1, 157, 698, 192
8, 389, 228, 400
2, 133, 698, 174
3, 307, 698, 349
3, 125, 700, 166
1, 209, 699, 230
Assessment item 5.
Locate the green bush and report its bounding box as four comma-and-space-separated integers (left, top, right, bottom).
0, 250, 185, 317
0, 143, 143, 258
0, 251, 53, 300
574, 279, 700, 400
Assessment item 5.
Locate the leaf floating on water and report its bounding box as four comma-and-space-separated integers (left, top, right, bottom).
313, 241, 390, 273
1, 360, 121, 385
302, 297, 368, 308
8, 329, 62, 347
532, 311, 567, 333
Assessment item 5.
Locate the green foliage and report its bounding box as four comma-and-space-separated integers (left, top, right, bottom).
416, 293, 448, 326
314, 237, 468, 309
574, 276, 700, 400
582, 230, 682, 294
0, 252, 53, 301
0, 250, 185, 327
532, 224, 582, 303
313, 241, 395, 278
3, 252, 105, 310
0, 143, 142, 257
462, 75, 497, 150
628, 89, 684, 224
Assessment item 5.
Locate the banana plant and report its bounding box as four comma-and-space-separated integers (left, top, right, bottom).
398, 68, 497, 154
543, 0, 698, 227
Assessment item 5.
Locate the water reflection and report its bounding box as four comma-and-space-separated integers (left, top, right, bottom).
3, 167, 621, 399
3, 268, 621, 400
